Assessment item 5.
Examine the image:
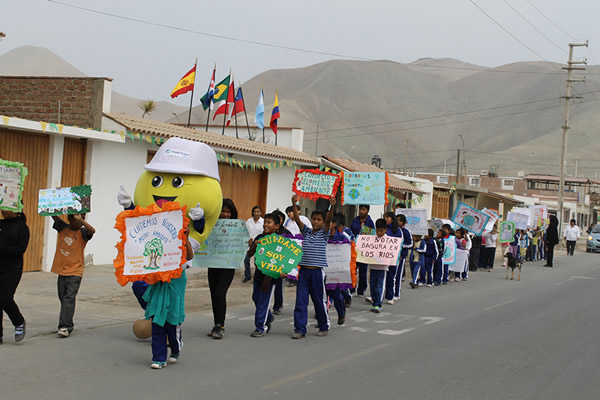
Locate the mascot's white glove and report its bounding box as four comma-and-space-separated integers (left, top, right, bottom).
117, 185, 133, 208
189, 202, 205, 221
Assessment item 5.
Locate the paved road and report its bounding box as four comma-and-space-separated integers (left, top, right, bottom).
2, 252, 599, 399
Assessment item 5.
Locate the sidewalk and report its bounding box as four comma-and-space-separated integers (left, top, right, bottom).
8, 265, 255, 339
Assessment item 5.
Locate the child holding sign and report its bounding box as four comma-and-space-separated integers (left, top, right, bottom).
247, 213, 287, 337
367, 219, 390, 313
291, 194, 335, 339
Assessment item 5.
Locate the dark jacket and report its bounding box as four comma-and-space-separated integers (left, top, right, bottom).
546, 215, 559, 246
350, 215, 375, 236
0, 217, 30, 271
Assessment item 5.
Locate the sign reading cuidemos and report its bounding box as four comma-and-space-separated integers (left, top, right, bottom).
254, 233, 303, 278
292, 168, 341, 200
114, 202, 189, 286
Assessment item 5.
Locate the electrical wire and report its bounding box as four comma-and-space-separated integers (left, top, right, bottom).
524, 0, 579, 41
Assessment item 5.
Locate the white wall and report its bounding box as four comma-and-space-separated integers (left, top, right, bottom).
265, 167, 297, 212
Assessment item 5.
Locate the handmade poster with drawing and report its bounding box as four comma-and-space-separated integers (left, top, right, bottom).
512, 207, 534, 228
399, 208, 428, 235
0, 159, 28, 212
429, 218, 444, 233
506, 211, 528, 230
341, 171, 389, 205
114, 203, 189, 285
499, 221, 516, 243
38, 185, 92, 216
443, 236, 456, 265
292, 169, 341, 200
451, 202, 490, 235
193, 219, 249, 268
324, 242, 357, 289
254, 234, 303, 279
481, 208, 499, 233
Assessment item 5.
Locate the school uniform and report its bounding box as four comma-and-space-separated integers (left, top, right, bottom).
419, 237, 438, 286
350, 216, 375, 296
454, 238, 466, 279
369, 263, 387, 308
329, 229, 355, 310
433, 238, 444, 285
395, 226, 413, 298
409, 239, 426, 286
293, 225, 330, 335
462, 234, 472, 280
384, 225, 403, 301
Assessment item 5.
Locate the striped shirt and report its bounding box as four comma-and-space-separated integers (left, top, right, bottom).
299, 225, 329, 268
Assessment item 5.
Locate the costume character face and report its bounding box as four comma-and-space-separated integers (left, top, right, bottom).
134, 170, 222, 245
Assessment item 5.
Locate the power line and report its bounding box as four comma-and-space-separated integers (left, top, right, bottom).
502, 0, 567, 54
469, 0, 560, 69
47, 0, 374, 61
524, 0, 579, 41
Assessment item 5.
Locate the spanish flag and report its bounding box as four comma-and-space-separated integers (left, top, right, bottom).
170, 65, 196, 99
270, 92, 280, 135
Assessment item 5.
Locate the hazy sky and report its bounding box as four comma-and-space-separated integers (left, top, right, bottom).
2, 0, 600, 106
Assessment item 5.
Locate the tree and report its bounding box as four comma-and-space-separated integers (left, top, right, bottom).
138, 99, 157, 119
143, 238, 164, 270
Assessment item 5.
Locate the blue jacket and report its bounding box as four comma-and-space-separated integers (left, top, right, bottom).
331, 227, 355, 242
424, 237, 439, 261
400, 226, 413, 258
386, 224, 403, 239
409, 239, 426, 264
350, 215, 375, 237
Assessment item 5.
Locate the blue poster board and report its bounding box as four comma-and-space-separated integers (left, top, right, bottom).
342, 172, 387, 205
451, 202, 490, 236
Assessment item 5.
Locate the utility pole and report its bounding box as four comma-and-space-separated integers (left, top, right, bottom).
315, 124, 319, 157
403, 138, 408, 174
455, 149, 461, 185
558, 41, 587, 236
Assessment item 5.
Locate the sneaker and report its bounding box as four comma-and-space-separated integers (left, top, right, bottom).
316, 330, 328, 337
150, 361, 167, 369
57, 328, 70, 338
442, 282, 448, 285
242, 277, 251, 283
386, 299, 395, 305
291, 332, 305, 339
356, 294, 364, 298
393, 297, 399, 301
15, 321, 26, 342
212, 325, 224, 339
401, 277, 406, 282
365, 297, 373, 304
338, 316, 346, 325
427, 284, 433, 287
272, 308, 282, 315
371, 306, 382, 313
454, 277, 461, 282
266, 318, 273, 333
207, 326, 217, 337
251, 330, 265, 338
168, 352, 181, 363
409, 282, 417, 289
434, 283, 441, 286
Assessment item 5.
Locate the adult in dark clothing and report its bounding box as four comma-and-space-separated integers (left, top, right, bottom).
544, 215, 559, 268
0, 210, 30, 344
207, 198, 238, 339
469, 234, 481, 271
350, 205, 375, 296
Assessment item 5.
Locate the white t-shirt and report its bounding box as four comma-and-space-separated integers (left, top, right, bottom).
246, 217, 264, 240
283, 215, 312, 236
484, 232, 497, 248
563, 225, 581, 241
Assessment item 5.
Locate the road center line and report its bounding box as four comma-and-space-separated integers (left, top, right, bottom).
483, 299, 516, 311
263, 343, 390, 390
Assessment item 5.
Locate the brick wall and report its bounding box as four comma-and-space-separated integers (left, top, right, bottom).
0, 76, 109, 129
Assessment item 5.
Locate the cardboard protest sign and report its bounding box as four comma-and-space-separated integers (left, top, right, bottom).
192, 219, 249, 268
481, 208, 499, 233
292, 169, 341, 200
449, 248, 468, 272
114, 202, 189, 286
506, 211, 528, 230
0, 159, 28, 212
324, 242, 357, 289
341, 171, 389, 205
255, 234, 303, 278
451, 202, 490, 235
399, 208, 428, 235
355, 235, 402, 265
499, 221, 516, 243
360, 224, 375, 235
429, 218, 444, 233
442, 236, 456, 265
38, 185, 92, 216
513, 207, 534, 228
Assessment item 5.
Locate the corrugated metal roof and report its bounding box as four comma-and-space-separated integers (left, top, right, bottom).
105, 113, 319, 165
322, 156, 425, 194
525, 174, 600, 185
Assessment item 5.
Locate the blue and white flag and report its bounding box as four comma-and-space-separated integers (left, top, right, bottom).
254, 90, 264, 130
